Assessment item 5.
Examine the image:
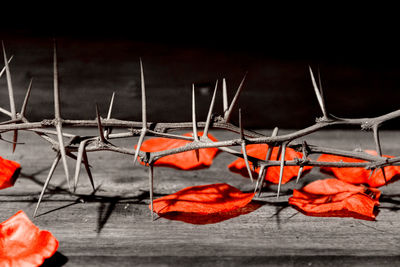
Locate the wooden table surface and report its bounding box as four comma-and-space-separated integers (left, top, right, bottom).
1, 129, 400, 266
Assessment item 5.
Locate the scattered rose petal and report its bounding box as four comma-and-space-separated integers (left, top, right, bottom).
136, 132, 219, 170
317, 150, 400, 187
0, 156, 21, 189
0, 210, 59, 267
150, 183, 259, 224
289, 178, 381, 220
228, 144, 312, 184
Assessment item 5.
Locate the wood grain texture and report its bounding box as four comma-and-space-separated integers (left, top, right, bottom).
1, 129, 400, 266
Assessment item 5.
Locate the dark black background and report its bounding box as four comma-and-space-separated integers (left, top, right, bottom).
1, 4, 400, 128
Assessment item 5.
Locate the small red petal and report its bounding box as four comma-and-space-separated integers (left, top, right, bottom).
136, 132, 219, 170
228, 144, 312, 184
289, 179, 380, 220
0, 156, 21, 189
0, 210, 59, 266
152, 183, 255, 215
318, 151, 400, 187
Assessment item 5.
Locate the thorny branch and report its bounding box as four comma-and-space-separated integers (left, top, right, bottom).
1, 42, 399, 218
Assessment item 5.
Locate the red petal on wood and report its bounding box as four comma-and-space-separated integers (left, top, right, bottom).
0, 156, 21, 189
0, 210, 59, 266
317, 150, 400, 187
289, 178, 381, 220
150, 183, 259, 224
136, 132, 219, 170
228, 144, 312, 184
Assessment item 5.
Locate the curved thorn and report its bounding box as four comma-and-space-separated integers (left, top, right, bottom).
139, 58, 147, 128
222, 78, 228, 113
242, 141, 254, 182
20, 78, 33, 117
203, 80, 218, 137
33, 153, 61, 217
192, 84, 199, 141
368, 169, 375, 180
224, 72, 247, 122
296, 141, 308, 184
95, 104, 105, 142
133, 130, 146, 165
149, 164, 154, 221
0, 54, 13, 78
277, 143, 287, 198
309, 66, 327, 118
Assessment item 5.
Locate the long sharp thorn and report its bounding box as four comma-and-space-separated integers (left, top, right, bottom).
373, 125, 387, 184
222, 78, 228, 113
277, 143, 287, 198
33, 153, 61, 217
368, 169, 375, 180
0, 107, 11, 117
203, 80, 218, 137
2, 42, 17, 152
254, 165, 265, 194
95, 104, 106, 142
296, 141, 308, 184
56, 123, 70, 191
317, 66, 324, 101
82, 148, 95, 191
104, 92, 115, 137
296, 167, 304, 184
53, 40, 61, 120
0, 54, 13, 78
73, 140, 88, 191
20, 78, 33, 117
239, 108, 244, 140
53, 40, 70, 190
192, 84, 199, 141
149, 164, 154, 221
12, 131, 18, 153
257, 168, 267, 197
192, 84, 200, 162
309, 66, 327, 119
224, 72, 247, 122
140, 58, 147, 128
133, 130, 146, 165
242, 142, 254, 182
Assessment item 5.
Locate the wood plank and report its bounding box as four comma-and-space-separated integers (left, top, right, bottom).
1, 129, 400, 266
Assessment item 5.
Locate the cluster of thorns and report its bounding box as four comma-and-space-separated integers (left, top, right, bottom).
1, 41, 400, 220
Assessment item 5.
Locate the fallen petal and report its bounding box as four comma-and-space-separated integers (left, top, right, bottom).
289, 178, 381, 220
137, 132, 219, 170
0, 210, 59, 266
0, 156, 21, 189
317, 150, 400, 187
151, 183, 256, 221
228, 144, 312, 184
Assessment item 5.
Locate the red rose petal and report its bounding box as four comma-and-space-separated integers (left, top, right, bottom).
0, 156, 21, 189
228, 144, 312, 184
0, 210, 59, 266
317, 150, 400, 187
289, 178, 380, 220
136, 132, 219, 170
151, 183, 259, 224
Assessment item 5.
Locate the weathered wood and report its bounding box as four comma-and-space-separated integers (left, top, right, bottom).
1, 129, 400, 266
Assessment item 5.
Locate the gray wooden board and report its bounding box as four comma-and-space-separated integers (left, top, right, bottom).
1, 129, 400, 266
